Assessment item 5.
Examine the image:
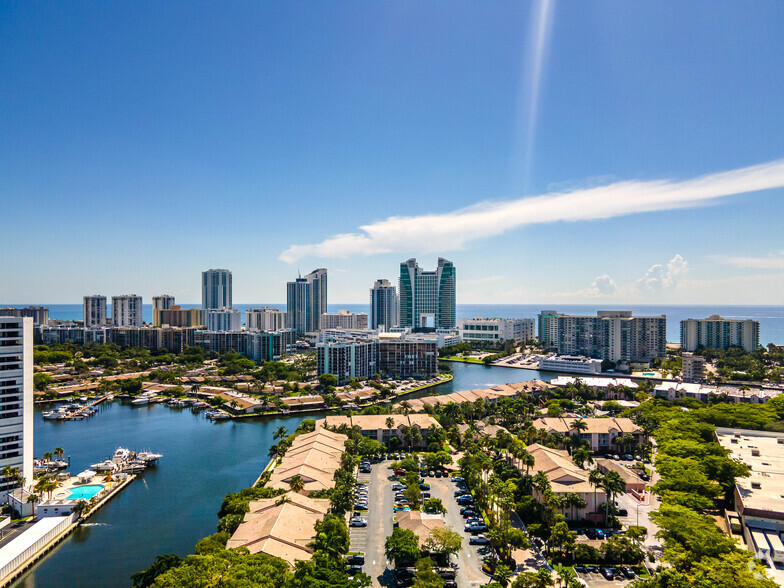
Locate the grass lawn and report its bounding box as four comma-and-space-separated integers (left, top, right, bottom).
442, 356, 484, 364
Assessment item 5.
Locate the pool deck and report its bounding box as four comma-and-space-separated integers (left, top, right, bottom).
0, 474, 136, 587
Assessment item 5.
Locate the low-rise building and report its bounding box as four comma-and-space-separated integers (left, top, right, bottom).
226, 491, 331, 566
395, 510, 445, 547
595, 458, 646, 494
716, 428, 784, 567
532, 417, 642, 453
318, 414, 440, 447
654, 381, 779, 404
268, 429, 348, 495
320, 310, 368, 330
539, 355, 603, 375
681, 352, 706, 382
458, 317, 535, 344
525, 444, 606, 521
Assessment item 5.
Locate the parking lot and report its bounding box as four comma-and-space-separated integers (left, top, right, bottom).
348, 459, 493, 587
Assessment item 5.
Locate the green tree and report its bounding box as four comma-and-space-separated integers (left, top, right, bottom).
422, 525, 461, 558
412, 557, 444, 588
131, 554, 184, 588
288, 474, 305, 494
384, 528, 421, 567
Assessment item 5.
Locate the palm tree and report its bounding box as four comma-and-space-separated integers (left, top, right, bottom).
572, 447, 592, 469
268, 444, 280, 460
385, 417, 395, 430
42, 452, 53, 463
532, 470, 551, 499
26, 493, 39, 517
588, 469, 604, 516
54, 447, 65, 462
288, 474, 305, 493
72, 499, 89, 519
601, 470, 626, 524
273, 426, 288, 442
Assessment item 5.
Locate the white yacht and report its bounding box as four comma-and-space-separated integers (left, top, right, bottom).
91, 460, 117, 472
112, 447, 130, 463
137, 451, 163, 463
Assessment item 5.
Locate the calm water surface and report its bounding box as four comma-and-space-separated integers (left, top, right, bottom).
13, 363, 550, 588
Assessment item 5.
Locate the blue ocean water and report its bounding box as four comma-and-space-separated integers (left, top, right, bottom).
4, 303, 782, 345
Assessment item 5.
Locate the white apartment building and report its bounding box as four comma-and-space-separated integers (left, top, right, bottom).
111, 295, 143, 327
202, 268, 232, 310
458, 317, 535, 344
206, 308, 241, 332
682, 352, 706, 382
0, 317, 33, 493
83, 295, 107, 328
320, 310, 368, 330
681, 316, 760, 353
246, 307, 287, 331
539, 355, 603, 374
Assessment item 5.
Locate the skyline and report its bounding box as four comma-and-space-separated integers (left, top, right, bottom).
2, 2, 783, 305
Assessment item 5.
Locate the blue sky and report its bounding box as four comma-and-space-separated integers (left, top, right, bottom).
2, 1, 783, 304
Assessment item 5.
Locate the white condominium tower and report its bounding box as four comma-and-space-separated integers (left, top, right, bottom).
112, 295, 143, 327
0, 317, 33, 492
370, 279, 398, 331
246, 308, 287, 331
399, 258, 456, 329
83, 295, 107, 328
202, 269, 232, 310
286, 268, 327, 334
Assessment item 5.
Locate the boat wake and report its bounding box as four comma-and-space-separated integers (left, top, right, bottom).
81, 522, 110, 527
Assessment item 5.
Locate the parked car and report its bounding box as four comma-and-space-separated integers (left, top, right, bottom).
434, 470, 443, 478
392, 484, 406, 491
573, 566, 585, 574
347, 565, 363, 576
451, 476, 464, 482
359, 467, 371, 473
347, 554, 366, 566
444, 582, 457, 588
618, 508, 628, 517
394, 469, 406, 475
469, 534, 490, 545
620, 566, 635, 579
639, 472, 650, 481
393, 505, 411, 512
455, 490, 468, 497
459, 506, 474, 515
623, 454, 634, 461
469, 525, 488, 534
354, 503, 368, 511
421, 492, 431, 499
457, 496, 474, 505
349, 517, 367, 527
419, 483, 430, 490
420, 470, 428, 477
600, 567, 614, 580
428, 470, 435, 477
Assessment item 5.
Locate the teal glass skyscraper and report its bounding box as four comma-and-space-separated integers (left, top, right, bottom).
399, 258, 455, 329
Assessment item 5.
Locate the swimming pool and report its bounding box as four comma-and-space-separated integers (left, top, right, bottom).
68, 484, 104, 500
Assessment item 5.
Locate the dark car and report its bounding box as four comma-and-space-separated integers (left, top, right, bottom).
573, 565, 585, 574
620, 566, 635, 579
353, 503, 368, 511
347, 554, 365, 566
347, 564, 363, 576
444, 582, 457, 588
455, 490, 468, 497
600, 567, 614, 580
421, 492, 431, 499
451, 476, 464, 483
470, 525, 488, 534
459, 506, 473, 514
419, 483, 430, 490
359, 467, 371, 473
434, 470, 443, 478
457, 496, 473, 505
420, 470, 428, 476
618, 508, 628, 517
584, 528, 598, 539
639, 472, 650, 481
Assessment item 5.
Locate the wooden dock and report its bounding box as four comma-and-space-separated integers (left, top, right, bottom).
60, 395, 110, 420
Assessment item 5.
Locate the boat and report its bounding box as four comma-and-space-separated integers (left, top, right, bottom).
137, 451, 163, 463
206, 411, 231, 420
123, 462, 147, 473
112, 447, 130, 463
106, 394, 115, 401
53, 460, 68, 469
42, 410, 64, 420
131, 396, 151, 406
91, 460, 117, 472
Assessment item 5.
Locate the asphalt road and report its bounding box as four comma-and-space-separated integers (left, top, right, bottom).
349, 462, 394, 587
429, 475, 487, 588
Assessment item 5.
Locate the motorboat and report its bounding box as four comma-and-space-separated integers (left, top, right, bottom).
206, 411, 231, 420
42, 410, 65, 420
137, 451, 163, 463
112, 447, 130, 463
123, 460, 147, 473
91, 460, 117, 472
53, 460, 68, 469
131, 396, 151, 406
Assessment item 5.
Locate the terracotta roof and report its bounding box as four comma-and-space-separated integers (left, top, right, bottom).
527, 444, 599, 494
395, 510, 445, 546
226, 492, 330, 566
532, 417, 641, 435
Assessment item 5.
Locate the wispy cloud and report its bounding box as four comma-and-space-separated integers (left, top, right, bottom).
280, 159, 784, 263
723, 250, 784, 271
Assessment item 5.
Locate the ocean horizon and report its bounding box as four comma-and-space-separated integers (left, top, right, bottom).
6, 302, 783, 346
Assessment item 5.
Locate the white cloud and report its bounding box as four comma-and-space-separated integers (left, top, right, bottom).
723, 250, 784, 271
280, 159, 784, 263
591, 274, 618, 296
634, 254, 689, 294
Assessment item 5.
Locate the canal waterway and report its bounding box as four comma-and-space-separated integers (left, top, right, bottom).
12, 363, 551, 588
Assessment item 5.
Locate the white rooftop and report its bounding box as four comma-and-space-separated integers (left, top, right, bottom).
0, 516, 69, 569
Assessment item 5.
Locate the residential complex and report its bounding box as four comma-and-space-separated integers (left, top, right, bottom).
111, 295, 143, 327
369, 279, 398, 330
246, 307, 287, 331
458, 317, 534, 344
399, 258, 456, 329
205, 308, 241, 332
316, 339, 377, 383
151, 295, 175, 326
537, 310, 666, 363
531, 417, 642, 453
319, 414, 440, 447
83, 295, 107, 328
202, 268, 232, 310
286, 268, 328, 334
156, 305, 203, 328
0, 306, 49, 326
0, 317, 33, 493
681, 315, 760, 353
319, 309, 368, 330
681, 352, 706, 382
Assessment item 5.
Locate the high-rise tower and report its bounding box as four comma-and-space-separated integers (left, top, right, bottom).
83, 295, 107, 328
202, 269, 232, 310
370, 279, 398, 330
398, 258, 455, 329
286, 268, 327, 334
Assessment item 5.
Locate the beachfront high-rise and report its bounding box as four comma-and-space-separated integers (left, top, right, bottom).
202, 269, 232, 310
83, 295, 107, 328
537, 310, 666, 363
286, 268, 328, 334
246, 308, 287, 331
112, 295, 144, 327
399, 258, 456, 329
0, 317, 33, 493
152, 295, 175, 327
680, 316, 760, 353
370, 279, 398, 331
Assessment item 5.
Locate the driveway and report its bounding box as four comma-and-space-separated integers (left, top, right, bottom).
429, 475, 487, 588
349, 462, 394, 587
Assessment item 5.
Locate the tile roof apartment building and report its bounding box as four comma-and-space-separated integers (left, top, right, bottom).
319, 414, 441, 448
532, 417, 642, 453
